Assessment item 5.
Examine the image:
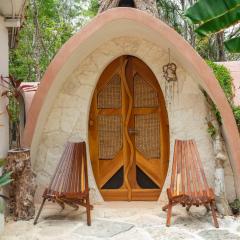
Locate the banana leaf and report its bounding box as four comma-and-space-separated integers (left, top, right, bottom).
0, 172, 13, 188
224, 37, 240, 52
185, 0, 240, 24
195, 8, 240, 36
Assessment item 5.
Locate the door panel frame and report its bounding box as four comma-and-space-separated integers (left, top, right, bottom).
89, 55, 170, 201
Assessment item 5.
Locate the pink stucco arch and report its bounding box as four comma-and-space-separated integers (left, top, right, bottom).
23, 8, 240, 197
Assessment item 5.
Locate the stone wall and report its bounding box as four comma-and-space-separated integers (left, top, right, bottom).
33, 36, 235, 203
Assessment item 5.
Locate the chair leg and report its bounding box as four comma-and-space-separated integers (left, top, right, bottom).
186, 205, 191, 212
56, 199, 65, 210
166, 203, 173, 227
34, 198, 46, 225
204, 204, 210, 212
162, 203, 169, 212
210, 202, 219, 228
86, 196, 91, 226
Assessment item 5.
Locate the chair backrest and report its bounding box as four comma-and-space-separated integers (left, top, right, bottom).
170, 139, 210, 199
47, 141, 89, 196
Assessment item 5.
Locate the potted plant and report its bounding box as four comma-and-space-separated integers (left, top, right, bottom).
0, 75, 37, 220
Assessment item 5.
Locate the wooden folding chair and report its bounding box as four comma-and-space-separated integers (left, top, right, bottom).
162, 139, 219, 228
34, 141, 93, 226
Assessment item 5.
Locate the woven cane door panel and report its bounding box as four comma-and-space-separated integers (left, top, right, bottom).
98, 115, 122, 160
134, 74, 159, 108
98, 75, 121, 109
135, 113, 161, 159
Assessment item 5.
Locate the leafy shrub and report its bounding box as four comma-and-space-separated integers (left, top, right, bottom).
229, 199, 240, 215
233, 106, 240, 131
207, 61, 233, 102
206, 61, 240, 132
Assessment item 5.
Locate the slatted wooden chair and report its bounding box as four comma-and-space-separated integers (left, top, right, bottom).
162, 139, 219, 228
34, 141, 93, 226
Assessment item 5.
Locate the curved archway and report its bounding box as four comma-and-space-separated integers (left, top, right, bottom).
22, 8, 240, 198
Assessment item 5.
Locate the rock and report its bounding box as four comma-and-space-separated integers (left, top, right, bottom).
73, 219, 133, 238
146, 226, 196, 240
124, 214, 166, 227
112, 227, 151, 240
198, 229, 240, 240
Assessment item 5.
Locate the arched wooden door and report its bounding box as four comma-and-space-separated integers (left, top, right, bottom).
89, 56, 169, 201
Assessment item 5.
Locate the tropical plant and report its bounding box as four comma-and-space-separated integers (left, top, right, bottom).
204, 61, 240, 134
0, 159, 12, 213
10, 0, 88, 82
0, 76, 36, 148
0, 160, 12, 190
185, 0, 240, 53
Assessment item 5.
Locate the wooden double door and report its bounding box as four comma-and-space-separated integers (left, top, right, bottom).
89, 56, 169, 201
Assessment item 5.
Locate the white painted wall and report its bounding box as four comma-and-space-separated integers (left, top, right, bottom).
0, 16, 9, 158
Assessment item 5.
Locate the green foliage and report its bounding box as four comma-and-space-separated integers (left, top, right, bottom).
0, 172, 13, 188
0, 159, 13, 186
10, 0, 88, 82
225, 37, 240, 53
206, 61, 240, 132
185, 0, 240, 53
0, 158, 12, 213
207, 122, 217, 138
185, 0, 240, 24
84, 0, 99, 17
157, 0, 183, 34
233, 106, 240, 130
229, 199, 240, 214
206, 61, 233, 102
206, 61, 233, 123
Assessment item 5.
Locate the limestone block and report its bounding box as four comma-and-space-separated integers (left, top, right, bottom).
73, 219, 133, 238
74, 84, 93, 100
44, 147, 63, 176
198, 229, 240, 240
60, 108, 81, 133
43, 108, 61, 132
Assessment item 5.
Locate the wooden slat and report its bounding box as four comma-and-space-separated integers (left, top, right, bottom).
170, 140, 178, 192
188, 140, 198, 202
35, 141, 92, 226
192, 140, 210, 198
163, 139, 219, 228
184, 141, 191, 198
181, 140, 186, 195
190, 140, 204, 202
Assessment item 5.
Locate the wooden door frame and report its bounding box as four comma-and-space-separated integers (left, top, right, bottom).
88, 55, 170, 201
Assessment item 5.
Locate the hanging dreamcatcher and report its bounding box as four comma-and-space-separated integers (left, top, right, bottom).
163, 49, 178, 109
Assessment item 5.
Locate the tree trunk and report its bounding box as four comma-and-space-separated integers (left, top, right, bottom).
5, 148, 36, 220
216, 32, 226, 61
98, 0, 159, 18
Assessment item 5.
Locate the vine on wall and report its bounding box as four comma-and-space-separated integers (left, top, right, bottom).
206, 61, 240, 133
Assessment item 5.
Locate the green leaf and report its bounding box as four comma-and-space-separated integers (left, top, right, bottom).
195, 7, 240, 36
0, 159, 6, 167
0, 172, 13, 187
185, 0, 240, 24
224, 37, 240, 52
0, 179, 13, 188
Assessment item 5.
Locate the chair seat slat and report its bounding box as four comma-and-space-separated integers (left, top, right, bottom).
162, 139, 219, 228
34, 141, 93, 226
